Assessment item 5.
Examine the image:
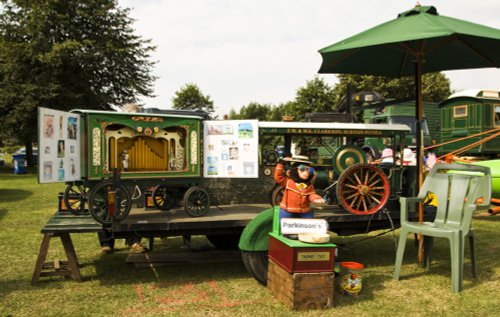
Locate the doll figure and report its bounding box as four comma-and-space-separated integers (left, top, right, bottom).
122, 150, 129, 171
274, 156, 325, 232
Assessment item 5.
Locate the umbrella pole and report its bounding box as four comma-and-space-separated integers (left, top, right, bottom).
415, 54, 425, 264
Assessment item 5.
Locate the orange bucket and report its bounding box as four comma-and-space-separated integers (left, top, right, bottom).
339, 261, 364, 296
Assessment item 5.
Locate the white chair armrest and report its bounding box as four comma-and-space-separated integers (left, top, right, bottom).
399, 197, 424, 224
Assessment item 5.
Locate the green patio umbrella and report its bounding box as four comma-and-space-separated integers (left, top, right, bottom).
318, 4, 500, 210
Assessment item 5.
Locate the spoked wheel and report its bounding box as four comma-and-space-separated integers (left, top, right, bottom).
152, 184, 175, 211
336, 163, 390, 215
183, 186, 210, 217
88, 181, 132, 224
269, 185, 284, 207
63, 183, 88, 215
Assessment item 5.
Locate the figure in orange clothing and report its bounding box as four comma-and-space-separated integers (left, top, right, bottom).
274, 155, 325, 230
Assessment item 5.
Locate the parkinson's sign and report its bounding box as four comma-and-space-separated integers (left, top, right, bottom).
280, 218, 329, 234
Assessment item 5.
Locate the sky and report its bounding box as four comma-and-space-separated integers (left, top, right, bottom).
119, 0, 500, 117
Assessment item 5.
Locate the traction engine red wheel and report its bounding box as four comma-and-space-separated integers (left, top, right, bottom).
336, 163, 390, 215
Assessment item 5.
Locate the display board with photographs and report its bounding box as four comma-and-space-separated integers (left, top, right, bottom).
203, 120, 258, 178
38, 107, 81, 183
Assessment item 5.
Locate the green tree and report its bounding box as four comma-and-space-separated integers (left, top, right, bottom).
227, 108, 239, 119
286, 77, 336, 121
268, 102, 291, 121
172, 83, 215, 116
0, 0, 156, 165
332, 73, 451, 105
420, 73, 453, 102
228, 102, 272, 120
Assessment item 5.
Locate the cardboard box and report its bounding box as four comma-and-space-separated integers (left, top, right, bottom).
267, 259, 334, 310
268, 233, 336, 273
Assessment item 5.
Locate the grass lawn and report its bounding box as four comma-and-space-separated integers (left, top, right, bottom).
1, 165, 500, 316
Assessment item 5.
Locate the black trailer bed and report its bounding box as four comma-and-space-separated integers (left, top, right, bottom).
110, 203, 433, 238
111, 204, 268, 238
41, 203, 433, 238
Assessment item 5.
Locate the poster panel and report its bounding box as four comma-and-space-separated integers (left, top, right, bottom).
38, 107, 81, 183
203, 120, 258, 178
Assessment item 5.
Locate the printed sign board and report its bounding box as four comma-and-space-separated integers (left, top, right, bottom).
38, 107, 81, 183
280, 218, 329, 234
203, 120, 259, 178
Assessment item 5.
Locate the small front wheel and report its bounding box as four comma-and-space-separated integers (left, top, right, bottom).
63, 183, 88, 215
88, 181, 132, 224
152, 184, 174, 211
183, 186, 210, 217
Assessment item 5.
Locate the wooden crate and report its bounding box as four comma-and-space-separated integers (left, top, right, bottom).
267, 259, 334, 310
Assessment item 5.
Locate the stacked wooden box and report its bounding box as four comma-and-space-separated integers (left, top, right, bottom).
267, 233, 336, 310
268, 259, 334, 310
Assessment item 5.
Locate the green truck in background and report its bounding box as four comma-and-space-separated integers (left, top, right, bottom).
316, 91, 441, 157
362, 99, 440, 156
